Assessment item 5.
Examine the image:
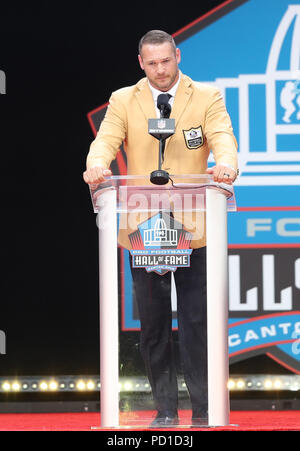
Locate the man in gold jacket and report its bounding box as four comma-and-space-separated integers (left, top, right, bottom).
84, 30, 238, 427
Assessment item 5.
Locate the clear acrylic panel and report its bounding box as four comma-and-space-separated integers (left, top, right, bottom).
90, 174, 236, 214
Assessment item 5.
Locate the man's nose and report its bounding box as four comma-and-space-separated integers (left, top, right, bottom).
157, 63, 165, 74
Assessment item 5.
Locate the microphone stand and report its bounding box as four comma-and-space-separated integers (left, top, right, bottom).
150, 110, 171, 185
150, 143, 169, 185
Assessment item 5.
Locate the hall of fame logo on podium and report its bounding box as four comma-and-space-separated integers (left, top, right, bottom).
143, 217, 178, 247
129, 212, 193, 275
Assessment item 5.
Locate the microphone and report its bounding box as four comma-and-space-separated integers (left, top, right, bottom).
157, 93, 172, 118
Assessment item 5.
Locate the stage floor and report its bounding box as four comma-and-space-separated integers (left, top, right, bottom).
0, 410, 299, 431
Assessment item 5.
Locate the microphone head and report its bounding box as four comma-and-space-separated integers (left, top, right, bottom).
157, 93, 171, 118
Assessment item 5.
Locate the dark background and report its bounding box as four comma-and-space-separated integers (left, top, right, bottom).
0, 0, 284, 378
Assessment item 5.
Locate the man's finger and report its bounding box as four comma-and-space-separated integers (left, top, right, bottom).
222, 172, 233, 184
91, 167, 103, 182
206, 165, 236, 184
83, 171, 91, 183
83, 168, 100, 184
83, 167, 112, 184
206, 166, 217, 181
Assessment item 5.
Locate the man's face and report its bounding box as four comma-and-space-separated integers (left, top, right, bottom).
138, 42, 181, 92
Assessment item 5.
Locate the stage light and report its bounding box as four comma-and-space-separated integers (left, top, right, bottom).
12, 382, 21, 392
274, 380, 282, 389
2, 382, 10, 392
86, 381, 95, 390
40, 382, 48, 391
227, 379, 235, 390
236, 379, 245, 389
264, 379, 273, 389
123, 381, 133, 391
76, 380, 86, 391
49, 381, 58, 391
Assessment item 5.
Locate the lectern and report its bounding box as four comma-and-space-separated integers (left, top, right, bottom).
89, 174, 236, 428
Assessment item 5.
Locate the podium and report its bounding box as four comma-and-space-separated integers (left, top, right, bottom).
89, 174, 236, 429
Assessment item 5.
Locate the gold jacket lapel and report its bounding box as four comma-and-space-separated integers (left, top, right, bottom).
170, 73, 193, 123
165, 74, 193, 151
134, 78, 156, 120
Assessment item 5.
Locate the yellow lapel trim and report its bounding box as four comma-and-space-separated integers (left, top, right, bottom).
170, 73, 193, 123
134, 78, 156, 120
165, 74, 193, 152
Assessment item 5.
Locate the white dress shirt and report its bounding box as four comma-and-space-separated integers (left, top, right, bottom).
148, 73, 181, 117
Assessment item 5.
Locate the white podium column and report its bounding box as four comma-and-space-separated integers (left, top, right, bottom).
98, 189, 119, 428
206, 188, 230, 426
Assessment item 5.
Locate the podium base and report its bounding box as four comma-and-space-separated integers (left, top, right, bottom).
150, 169, 170, 185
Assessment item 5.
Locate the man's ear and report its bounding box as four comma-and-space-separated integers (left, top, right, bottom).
138, 54, 144, 71
176, 48, 181, 65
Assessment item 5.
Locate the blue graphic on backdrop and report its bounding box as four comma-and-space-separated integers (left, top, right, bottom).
177, 0, 300, 372
179, 1, 300, 186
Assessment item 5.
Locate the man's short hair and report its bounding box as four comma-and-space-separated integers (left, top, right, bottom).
138, 30, 176, 55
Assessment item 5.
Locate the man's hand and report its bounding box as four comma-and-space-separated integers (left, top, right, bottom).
206, 164, 237, 185
83, 167, 112, 184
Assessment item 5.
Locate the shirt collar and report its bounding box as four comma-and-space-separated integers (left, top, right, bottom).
148, 72, 181, 101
